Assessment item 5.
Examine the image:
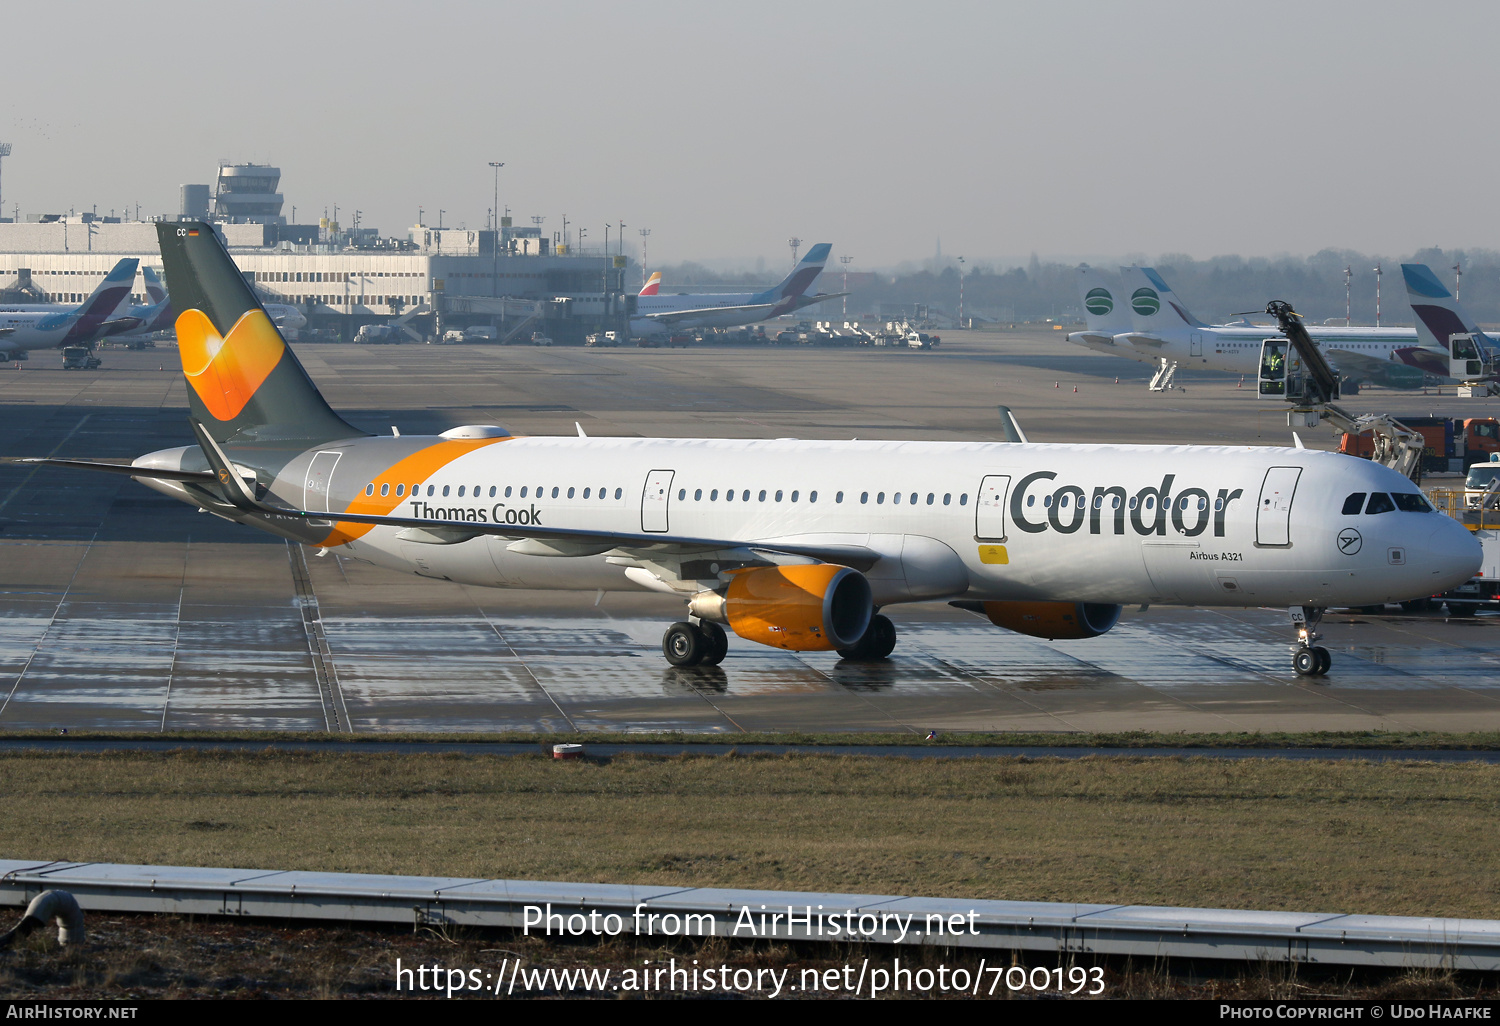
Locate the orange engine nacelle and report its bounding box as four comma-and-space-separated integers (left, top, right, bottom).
967, 600, 1121, 640
718, 564, 873, 651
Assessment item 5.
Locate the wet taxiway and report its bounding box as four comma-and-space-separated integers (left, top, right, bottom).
0, 337, 1496, 734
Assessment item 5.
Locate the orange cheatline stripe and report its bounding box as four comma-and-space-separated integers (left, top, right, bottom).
176, 308, 286, 422
316, 437, 509, 546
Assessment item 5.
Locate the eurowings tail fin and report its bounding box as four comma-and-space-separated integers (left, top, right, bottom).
155, 222, 365, 447
753, 242, 832, 304
1402, 263, 1490, 348
79, 258, 140, 319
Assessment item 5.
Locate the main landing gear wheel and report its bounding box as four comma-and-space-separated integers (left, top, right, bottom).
663, 621, 707, 667
699, 621, 729, 666
837, 614, 897, 661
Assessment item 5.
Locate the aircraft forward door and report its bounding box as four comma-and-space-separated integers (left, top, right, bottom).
641, 470, 675, 533
1255, 466, 1302, 547
304, 451, 341, 525
975, 475, 1011, 540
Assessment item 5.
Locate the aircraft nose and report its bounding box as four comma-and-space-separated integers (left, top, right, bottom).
1421, 519, 1483, 592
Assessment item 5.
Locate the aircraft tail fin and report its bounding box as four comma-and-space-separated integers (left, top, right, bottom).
754, 242, 832, 304
639, 272, 662, 296
155, 222, 365, 447
1076, 265, 1131, 335
79, 259, 140, 319
1402, 263, 1489, 347
1120, 265, 1207, 332
142, 266, 168, 305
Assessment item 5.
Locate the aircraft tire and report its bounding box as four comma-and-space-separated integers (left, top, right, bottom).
1312, 646, 1331, 676
663, 622, 706, 667
700, 622, 729, 666
1293, 648, 1318, 676
869, 615, 897, 659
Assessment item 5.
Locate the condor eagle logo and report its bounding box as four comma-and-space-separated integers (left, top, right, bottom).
1084, 288, 1113, 316
175, 308, 286, 422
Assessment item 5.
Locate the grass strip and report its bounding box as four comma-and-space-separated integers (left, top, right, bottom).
3, 729, 1500, 749
3, 749, 1498, 920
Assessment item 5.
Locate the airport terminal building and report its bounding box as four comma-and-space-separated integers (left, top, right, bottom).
0, 210, 622, 343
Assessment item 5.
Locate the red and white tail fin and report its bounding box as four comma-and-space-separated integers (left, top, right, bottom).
639, 272, 662, 296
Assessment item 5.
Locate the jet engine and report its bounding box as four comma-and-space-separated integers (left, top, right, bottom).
689, 564, 872, 651
955, 600, 1121, 640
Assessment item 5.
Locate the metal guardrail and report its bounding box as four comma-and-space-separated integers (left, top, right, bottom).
3, 860, 1497, 970
1427, 489, 1500, 532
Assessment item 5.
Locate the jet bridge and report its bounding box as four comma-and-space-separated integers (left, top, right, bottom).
1256, 300, 1427, 483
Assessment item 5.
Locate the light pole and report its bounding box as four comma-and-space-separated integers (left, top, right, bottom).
638, 228, 651, 285
788, 237, 802, 268
604, 223, 610, 260
489, 163, 504, 299
561, 215, 569, 252
618, 221, 626, 259
1374, 264, 1382, 327
957, 256, 965, 328
578, 227, 586, 253
1344, 266, 1351, 326
1455, 260, 1463, 301
489, 161, 504, 231
839, 255, 853, 318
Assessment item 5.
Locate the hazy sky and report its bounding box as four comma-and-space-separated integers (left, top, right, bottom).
2, 1, 1496, 269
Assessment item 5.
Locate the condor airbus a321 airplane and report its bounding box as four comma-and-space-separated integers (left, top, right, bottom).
6, 224, 1482, 678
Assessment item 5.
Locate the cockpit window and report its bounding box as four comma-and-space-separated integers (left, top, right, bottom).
1365, 492, 1395, 514
1391, 492, 1434, 513
1341, 493, 1366, 515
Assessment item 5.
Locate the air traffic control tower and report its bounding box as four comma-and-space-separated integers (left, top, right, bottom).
212, 164, 286, 225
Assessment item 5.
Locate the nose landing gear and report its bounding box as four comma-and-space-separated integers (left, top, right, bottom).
1288, 605, 1331, 677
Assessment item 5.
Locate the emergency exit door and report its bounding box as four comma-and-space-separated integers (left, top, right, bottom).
1190, 333, 1203, 357
1255, 466, 1302, 547
641, 470, 675, 533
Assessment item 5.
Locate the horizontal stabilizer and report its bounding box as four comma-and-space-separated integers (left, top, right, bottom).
0, 456, 215, 483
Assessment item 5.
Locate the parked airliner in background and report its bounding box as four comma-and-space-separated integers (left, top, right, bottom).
1401, 262, 1500, 381
1066, 266, 1165, 364
1112, 266, 1431, 390
0, 259, 141, 360
5, 224, 1480, 679
630, 243, 845, 335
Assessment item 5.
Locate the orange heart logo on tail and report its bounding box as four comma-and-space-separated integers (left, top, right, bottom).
175, 308, 286, 422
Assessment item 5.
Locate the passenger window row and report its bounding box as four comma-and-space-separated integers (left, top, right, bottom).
364, 482, 626, 501
1024, 493, 1219, 511
1340, 491, 1435, 515
675, 488, 970, 507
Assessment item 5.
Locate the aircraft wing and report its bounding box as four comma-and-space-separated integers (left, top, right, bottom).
790, 292, 849, 309
0, 328, 14, 338
638, 302, 779, 324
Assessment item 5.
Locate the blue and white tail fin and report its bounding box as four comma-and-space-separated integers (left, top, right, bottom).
142, 266, 168, 305
753, 243, 831, 307
1402, 263, 1498, 380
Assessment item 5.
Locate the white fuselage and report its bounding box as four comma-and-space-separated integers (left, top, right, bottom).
144, 437, 1481, 610
1116, 325, 1428, 376
631, 293, 771, 334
